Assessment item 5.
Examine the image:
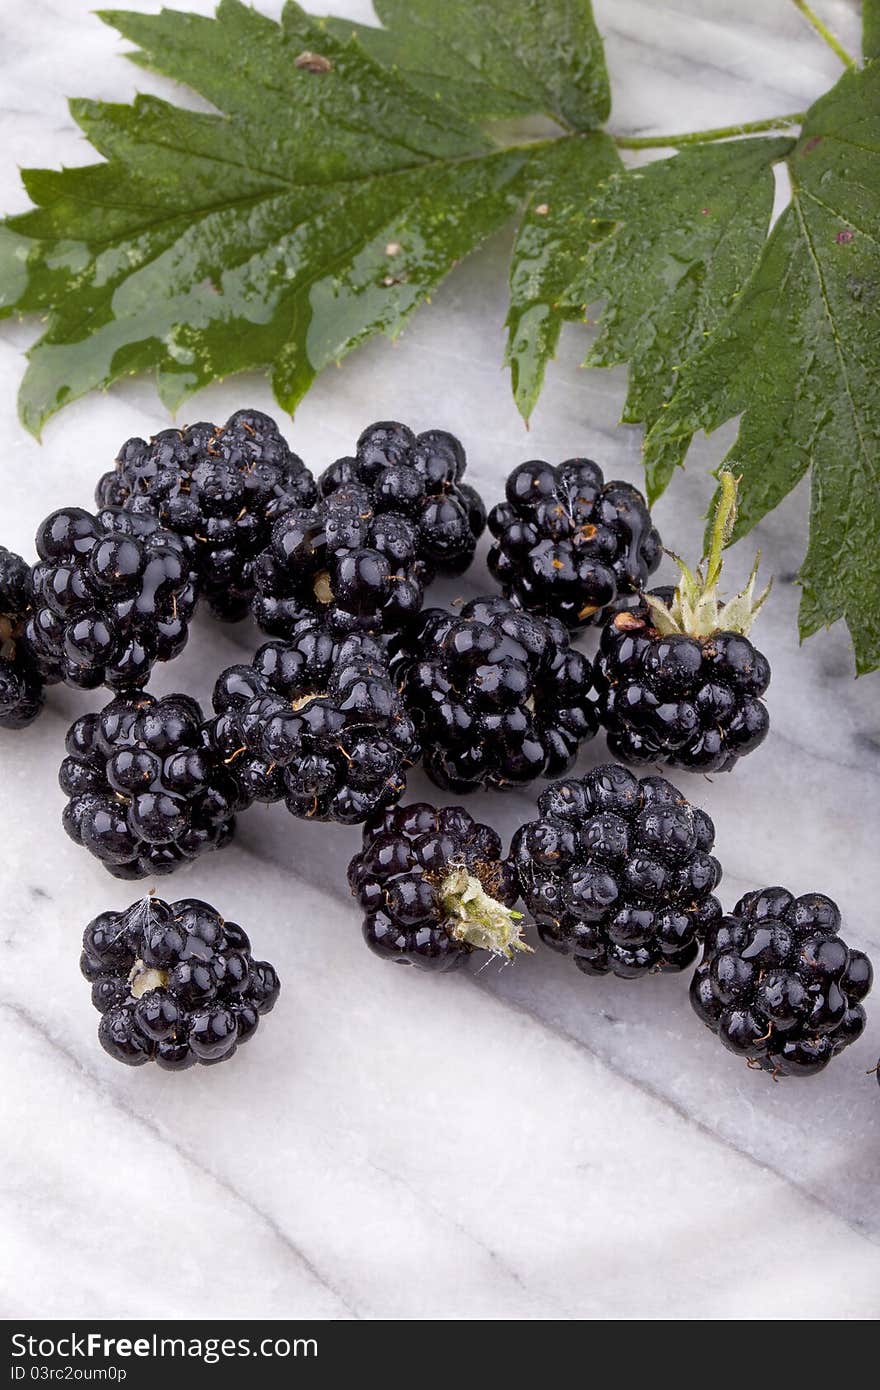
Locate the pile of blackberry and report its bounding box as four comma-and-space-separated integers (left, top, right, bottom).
487, 458, 661, 629
348, 802, 525, 969
0, 546, 43, 729
3, 409, 872, 1095
208, 618, 418, 823
394, 596, 597, 792
511, 764, 721, 978
81, 896, 279, 1068
60, 692, 238, 878
251, 421, 485, 638
96, 410, 316, 621
26, 506, 198, 690
690, 887, 872, 1077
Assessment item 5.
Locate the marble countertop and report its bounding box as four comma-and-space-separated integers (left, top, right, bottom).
1, 0, 878, 1322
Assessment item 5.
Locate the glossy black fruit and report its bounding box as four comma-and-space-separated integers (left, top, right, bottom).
511, 764, 722, 978
487, 458, 661, 629
0, 546, 44, 729
348, 802, 526, 970
96, 410, 316, 621
251, 420, 485, 638
595, 472, 771, 773
595, 592, 771, 773
208, 617, 418, 823
60, 691, 238, 878
26, 507, 198, 690
690, 886, 872, 1078
394, 595, 597, 792
81, 896, 279, 1068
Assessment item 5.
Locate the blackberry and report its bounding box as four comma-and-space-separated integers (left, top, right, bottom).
690, 887, 873, 1078
208, 618, 418, 823
96, 409, 316, 621
511, 764, 721, 978
251, 420, 485, 638
26, 507, 197, 690
81, 896, 279, 1068
394, 595, 597, 792
487, 458, 661, 629
595, 473, 771, 773
348, 802, 527, 970
0, 546, 43, 729
60, 692, 238, 879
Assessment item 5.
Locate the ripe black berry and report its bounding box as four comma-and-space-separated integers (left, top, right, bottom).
81, 896, 280, 1068
596, 596, 771, 773
60, 692, 238, 878
394, 595, 597, 792
26, 507, 198, 690
96, 410, 316, 621
690, 887, 873, 1078
594, 473, 771, 773
511, 764, 722, 978
487, 458, 661, 629
0, 545, 43, 729
208, 617, 418, 823
348, 802, 527, 970
251, 420, 485, 638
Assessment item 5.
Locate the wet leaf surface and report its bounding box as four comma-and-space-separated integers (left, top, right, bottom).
651, 64, 880, 673
0, 1, 538, 431
322, 0, 610, 127
506, 133, 620, 420
577, 138, 793, 500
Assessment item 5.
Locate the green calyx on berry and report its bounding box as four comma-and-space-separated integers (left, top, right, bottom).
645, 470, 771, 640
439, 865, 531, 962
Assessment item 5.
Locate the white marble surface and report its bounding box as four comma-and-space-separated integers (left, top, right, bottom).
1, 0, 878, 1322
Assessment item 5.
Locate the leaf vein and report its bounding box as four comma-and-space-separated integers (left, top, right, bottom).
797, 184, 880, 249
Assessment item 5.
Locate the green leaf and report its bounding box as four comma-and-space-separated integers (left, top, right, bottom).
651, 62, 880, 674
1, 1, 875, 675
577, 137, 792, 501
0, 1, 550, 433
863, 0, 880, 60
321, 0, 610, 129
506, 133, 620, 419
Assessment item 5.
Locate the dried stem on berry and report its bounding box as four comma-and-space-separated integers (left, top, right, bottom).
439, 865, 531, 961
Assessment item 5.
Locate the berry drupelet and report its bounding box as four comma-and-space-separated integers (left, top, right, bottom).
81, 896, 280, 1069
0, 546, 44, 729
96, 409, 316, 622
251, 420, 485, 639
511, 764, 722, 978
690, 887, 873, 1078
26, 507, 198, 690
348, 802, 527, 970
208, 617, 418, 823
594, 472, 771, 773
60, 692, 239, 879
394, 595, 597, 793
487, 458, 661, 629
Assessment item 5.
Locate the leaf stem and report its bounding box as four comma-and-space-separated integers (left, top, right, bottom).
614, 112, 805, 149
790, 0, 856, 68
